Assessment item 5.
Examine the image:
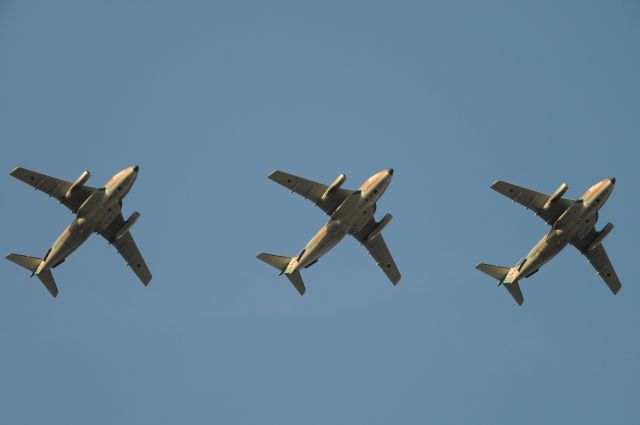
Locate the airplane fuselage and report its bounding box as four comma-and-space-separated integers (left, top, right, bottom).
284, 169, 394, 274
36, 166, 139, 275
506, 178, 615, 283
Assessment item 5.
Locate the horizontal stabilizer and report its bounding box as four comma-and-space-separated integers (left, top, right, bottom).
503, 282, 524, 306
6, 253, 41, 273
257, 253, 306, 295
6, 253, 59, 297
286, 270, 306, 296
475, 263, 509, 281
36, 269, 58, 297
475, 263, 523, 306
257, 253, 291, 273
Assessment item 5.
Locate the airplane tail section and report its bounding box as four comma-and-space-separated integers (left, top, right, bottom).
257, 253, 306, 295
285, 270, 306, 296
6, 253, 59, 298
475, 263, 523, 306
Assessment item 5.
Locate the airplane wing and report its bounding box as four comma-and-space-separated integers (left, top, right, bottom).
490, 180, 574, 225
268, 170, 352, 215
99, 214, 152, 285
353, 219, 401, 285
10, 167, 96, 213
572, 229, 621, 295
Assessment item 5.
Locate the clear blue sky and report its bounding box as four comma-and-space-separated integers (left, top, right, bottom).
1, 1, 639, 424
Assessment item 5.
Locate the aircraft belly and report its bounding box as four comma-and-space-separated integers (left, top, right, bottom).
522, 250, 555, 277
332, 194, 362, 221
85, 202, 122, 232
77, 192, 102, 216
77, 190, 122, 232
521, 237, 569, 279
333, 199, 375, 233
97, 206, 122, 231
300, 232, 343, 268
45, 226, 91, 269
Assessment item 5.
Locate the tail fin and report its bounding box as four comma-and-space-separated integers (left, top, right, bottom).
475, 263, 523, 306
257, 253, 306, 296
6, 254, 59, 297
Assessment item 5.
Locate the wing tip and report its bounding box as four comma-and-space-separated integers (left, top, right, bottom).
489, 180, 503, 189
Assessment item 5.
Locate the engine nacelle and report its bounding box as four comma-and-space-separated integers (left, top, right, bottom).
115, 212, 140, 240
589, 222, 614, 250
543, 183, 568, 210
321, 174, 346, 201
367, 213, 392, 242
65, 170, 91, 199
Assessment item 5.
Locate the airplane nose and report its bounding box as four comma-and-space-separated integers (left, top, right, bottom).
387, 168, 394, 175
133, 165, 139, 172
610, 177, 616, 184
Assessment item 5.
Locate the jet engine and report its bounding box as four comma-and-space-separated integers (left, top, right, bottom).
321, 174, 346, 201
588, 222, 614, 250
543, 183, 568, 210
65, 170, 91, 199
367, 213, 392, 242
115, 212, 140, 240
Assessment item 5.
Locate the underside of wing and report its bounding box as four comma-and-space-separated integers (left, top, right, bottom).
572, 229, 621, 294
99, 214, 152, 285
353, 219, 401, 285
490, 180, 573, 225
10, 167, 96, 212
268, 170, 352, 215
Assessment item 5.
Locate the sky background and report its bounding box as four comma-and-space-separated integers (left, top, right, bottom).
1, 1, 639, 424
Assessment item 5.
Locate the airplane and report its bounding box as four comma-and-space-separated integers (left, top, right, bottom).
257, 169, 401, 295
476, 178, 621, 305
6, 166, 151, 297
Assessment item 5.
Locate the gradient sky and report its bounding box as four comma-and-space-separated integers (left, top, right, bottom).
1, 1, 639, 424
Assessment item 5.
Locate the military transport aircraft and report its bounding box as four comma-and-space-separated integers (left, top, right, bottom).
476, 178, 621, 305
257, 169, 401, 295
6, 166, 151, 297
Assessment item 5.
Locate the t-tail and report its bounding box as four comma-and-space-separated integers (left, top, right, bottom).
475, 263, 524, 306
6, 254, 59, 297
257, 253, 306, 295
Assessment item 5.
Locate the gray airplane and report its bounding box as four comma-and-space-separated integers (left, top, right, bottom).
257, 169, 400, 295
477, 179, 621, 305
6, 166, 151, 297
